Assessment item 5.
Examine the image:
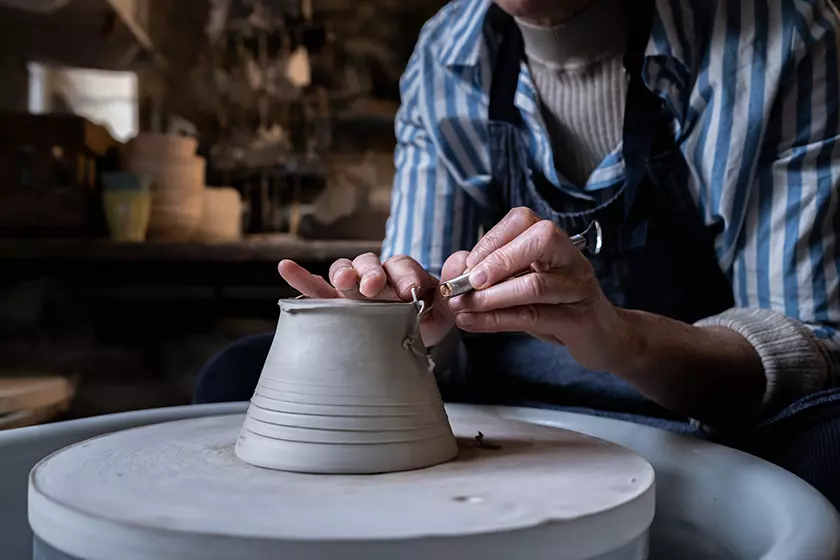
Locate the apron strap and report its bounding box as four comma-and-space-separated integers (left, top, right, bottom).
620, 0, 663, 238
488, 3, 525, 125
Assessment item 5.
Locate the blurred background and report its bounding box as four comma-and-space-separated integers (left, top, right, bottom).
0, 0, 444, 425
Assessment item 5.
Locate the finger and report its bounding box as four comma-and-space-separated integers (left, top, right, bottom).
454, 304, 554, 333
454, 305, 598, 350
439, 251, 471, 312
469, 220, 577, 290
382, 255, 435, 300
329, 258, 360, 292
465, 207, 540, 269
352, 253, 387, 298
448, 270, 593, 313
278, 260, 337, 298
441, 251, 470, 282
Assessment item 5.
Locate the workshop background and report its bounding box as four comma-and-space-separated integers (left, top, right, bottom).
0, 0, 444, 424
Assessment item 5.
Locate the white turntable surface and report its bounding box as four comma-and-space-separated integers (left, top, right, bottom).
29, 405, 655, 560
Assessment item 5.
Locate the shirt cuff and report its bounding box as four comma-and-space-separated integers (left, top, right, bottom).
694, 307, 828, 413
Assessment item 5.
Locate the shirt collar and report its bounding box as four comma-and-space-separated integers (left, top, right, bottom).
643, 0, 695, 76
439, 0, 493, 67
439, 0, 693, 75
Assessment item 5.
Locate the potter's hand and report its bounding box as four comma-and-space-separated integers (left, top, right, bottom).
278, 253, 467, 347
446, 208, 633, 372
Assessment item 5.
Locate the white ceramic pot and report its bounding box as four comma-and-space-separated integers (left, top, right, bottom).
235, 298, 459, 474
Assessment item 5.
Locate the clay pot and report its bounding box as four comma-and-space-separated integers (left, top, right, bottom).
235, 298, 458, 474
126, 143, 206, 241
127, 155, 205, 193
130, 133, 199, 160
146, 190, 203, 241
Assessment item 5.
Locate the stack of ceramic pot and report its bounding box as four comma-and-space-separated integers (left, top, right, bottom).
127, 133, 205, 241
236, 298, 459, 474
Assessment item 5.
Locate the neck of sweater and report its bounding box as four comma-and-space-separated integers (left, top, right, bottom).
511, 0, 630, 187
514, 0, 627, 70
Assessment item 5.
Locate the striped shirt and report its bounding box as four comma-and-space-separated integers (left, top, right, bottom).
380, 0, 840, 395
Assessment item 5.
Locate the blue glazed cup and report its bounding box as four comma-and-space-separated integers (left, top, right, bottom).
101, 172, 152, 242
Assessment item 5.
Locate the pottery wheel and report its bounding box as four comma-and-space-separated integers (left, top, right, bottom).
29, 405, 655, 560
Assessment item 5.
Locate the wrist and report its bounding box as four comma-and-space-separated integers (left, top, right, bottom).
559, 300, 645, 373
604, 307, 650, 376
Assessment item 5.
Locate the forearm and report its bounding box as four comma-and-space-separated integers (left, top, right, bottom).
612, 309, 766, 428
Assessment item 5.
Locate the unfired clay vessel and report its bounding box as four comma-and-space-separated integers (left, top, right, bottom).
235, 298, 459, 474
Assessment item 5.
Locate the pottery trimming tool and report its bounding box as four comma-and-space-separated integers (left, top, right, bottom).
439, 220, 603, 300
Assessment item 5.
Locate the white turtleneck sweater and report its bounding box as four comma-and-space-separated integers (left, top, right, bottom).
515, 0, 628, 186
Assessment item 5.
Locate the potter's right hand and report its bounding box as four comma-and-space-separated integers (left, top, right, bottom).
278, 252, 468, 347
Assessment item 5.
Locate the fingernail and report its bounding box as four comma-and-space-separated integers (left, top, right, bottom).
470, 269, 487, 289
359, 275, 374, 295
335, 268, 354, 284
448, 296, 464, 312
465, 253, 478, 269
455, 313, 473, 328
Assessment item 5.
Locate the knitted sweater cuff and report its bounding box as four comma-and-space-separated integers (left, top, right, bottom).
695, 307, 828, 412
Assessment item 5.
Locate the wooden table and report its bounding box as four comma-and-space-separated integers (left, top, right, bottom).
0, 377, 74, 430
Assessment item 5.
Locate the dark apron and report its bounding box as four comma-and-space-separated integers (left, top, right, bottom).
447, 2, 734, 424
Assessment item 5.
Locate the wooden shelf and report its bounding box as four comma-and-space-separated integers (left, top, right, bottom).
0, 236, 382, 263
0, 0, 155, 71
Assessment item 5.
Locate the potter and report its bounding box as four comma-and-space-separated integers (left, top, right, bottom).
196, 0, 840, 506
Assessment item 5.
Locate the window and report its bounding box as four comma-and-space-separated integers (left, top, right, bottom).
28, 62, 138, 142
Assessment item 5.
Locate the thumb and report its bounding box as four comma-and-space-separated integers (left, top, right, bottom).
441, 251, 470, 282
382, 255, 436, 301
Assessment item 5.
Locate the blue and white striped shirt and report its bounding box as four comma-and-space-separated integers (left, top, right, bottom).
381, 0, 840, 392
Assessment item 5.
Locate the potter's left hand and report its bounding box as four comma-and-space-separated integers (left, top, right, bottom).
447, 207, 634, 373
278, 253, 467, 347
